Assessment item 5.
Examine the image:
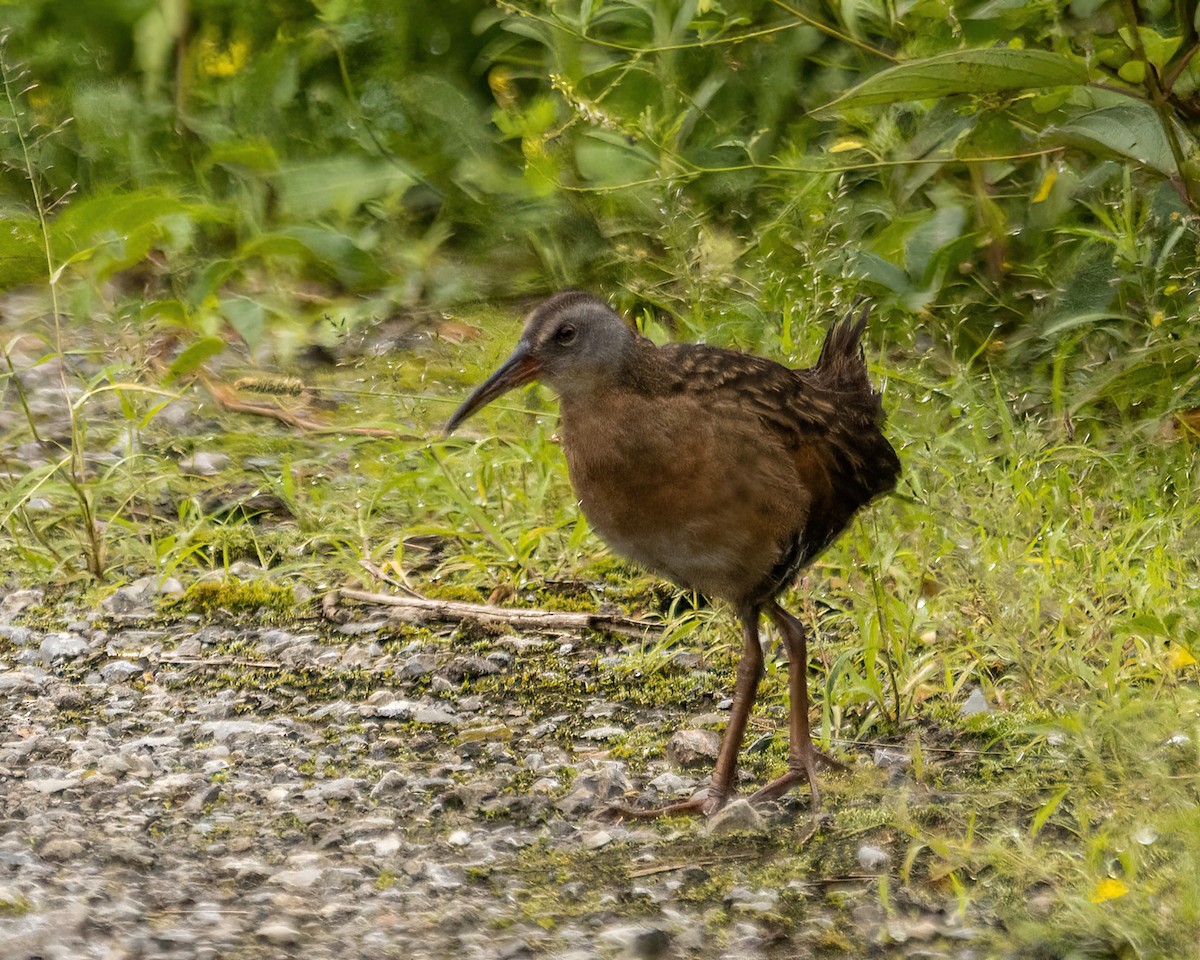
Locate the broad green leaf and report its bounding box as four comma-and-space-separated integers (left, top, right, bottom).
0, 218, 47, 289
1041, 311, 1126, 337
191, 259, 240, 306
53, 189, 195, 251
275, 157, 415, 221
205, 138, 280, 173
813, 49, 1091, 114
1118, 60, 1146, 84
1047, 104, 1179, 177
222, 297, 267, 352
853, 251, 911, 295
1118, 26, 1183, 70
1037, 249, 1120, 334
50, 188, 217, 280
906, 204, 967, 283
575, 130, 657, 184
164, 336, 226, 382
141, 299, 190, 327
238, 227, 386, 289
839, 0, 880, 37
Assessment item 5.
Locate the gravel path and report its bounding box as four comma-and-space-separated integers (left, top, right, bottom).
0, 587, 988, 960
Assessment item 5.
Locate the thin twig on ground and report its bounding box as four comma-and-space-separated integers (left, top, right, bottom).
159, 655, 283, 669
200, 375, 421, 439
333, 587, 660, 637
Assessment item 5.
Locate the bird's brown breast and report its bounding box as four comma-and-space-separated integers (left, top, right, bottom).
558, 385, 810, 605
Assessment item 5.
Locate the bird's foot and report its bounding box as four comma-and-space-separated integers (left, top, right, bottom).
599, 790, 727, 821
812, 747, 847, 772
748, 769, 817, 807
748, 747, 844, 807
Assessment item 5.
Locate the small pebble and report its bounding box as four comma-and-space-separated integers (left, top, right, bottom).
707, 799, 763, 835
857, 844, 891, 870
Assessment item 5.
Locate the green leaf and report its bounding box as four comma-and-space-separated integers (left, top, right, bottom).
1040, 311, 1126, 337
274, 157, 415, 221
838, 0, 877, 36
575, 130, 657, 184
906, 205, 968, 282
813, 49, 1091, 114
1029, 785, 1070, 838
205, 138, 280, 173
50, 188, 216, 280
1047, 104, 1179, 177
0, 218, 47, 289
238, 226, 386, 289
853, 251, 912, 295
141, 299, 190, 327
222, 298, 267, 352
1118, 60, 1146, 84
1118, 26, 1183, 70
164, 336, 226, 383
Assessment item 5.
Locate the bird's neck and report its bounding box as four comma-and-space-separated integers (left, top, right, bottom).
549, 335, 654, 405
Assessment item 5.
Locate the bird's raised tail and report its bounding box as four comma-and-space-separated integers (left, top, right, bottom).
808, 303, 901, 512
814, 303, 874, 394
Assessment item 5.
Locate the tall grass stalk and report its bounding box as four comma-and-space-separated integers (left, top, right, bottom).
0, 36, 104, 576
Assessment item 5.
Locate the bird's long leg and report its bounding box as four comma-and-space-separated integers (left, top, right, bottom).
603, 604, 763, 820
749, 602, 842, 807
705, 604, 765, 809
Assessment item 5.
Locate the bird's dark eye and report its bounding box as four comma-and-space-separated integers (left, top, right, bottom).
554, 323, 578, 345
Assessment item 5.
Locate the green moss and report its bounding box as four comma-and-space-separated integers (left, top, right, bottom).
422, 583, 488, 603
52, 710, 95, 729
472, 645, 734, 725
273, 813, 307, 837
375, 870, 398, 890
0, 892, 32, 916
171, 578, 296, 620
607, 723, 672, 768
520, 590, 600, 614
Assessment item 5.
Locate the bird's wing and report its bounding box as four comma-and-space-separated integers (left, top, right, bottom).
656, 342, 855, 439
658, 341, 900, 516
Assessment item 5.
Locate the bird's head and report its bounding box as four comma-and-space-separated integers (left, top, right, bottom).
446, 291, 635, 431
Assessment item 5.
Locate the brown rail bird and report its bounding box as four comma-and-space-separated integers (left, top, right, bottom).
447, 291, 900, 816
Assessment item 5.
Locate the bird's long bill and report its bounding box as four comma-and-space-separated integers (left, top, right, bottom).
445, 343, 541, 432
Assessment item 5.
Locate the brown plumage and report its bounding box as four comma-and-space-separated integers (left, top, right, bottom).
448, 291, 900, 816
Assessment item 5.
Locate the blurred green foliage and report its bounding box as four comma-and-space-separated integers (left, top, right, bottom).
0, 0, 602, 349
0, 0, 1197, 424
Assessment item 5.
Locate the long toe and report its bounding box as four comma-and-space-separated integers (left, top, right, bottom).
748, 742, 836, 807
747, 769, 816, 807
600, 790, 728, 821
812, 746, 847, 772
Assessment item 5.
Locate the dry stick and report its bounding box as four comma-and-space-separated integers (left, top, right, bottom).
627, 853, 761, 878
629, 860, 871, 880
201, 376, 419, 439
201, 376, 328, 432
336, 588, 661, 638
160, 655, 284, 670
